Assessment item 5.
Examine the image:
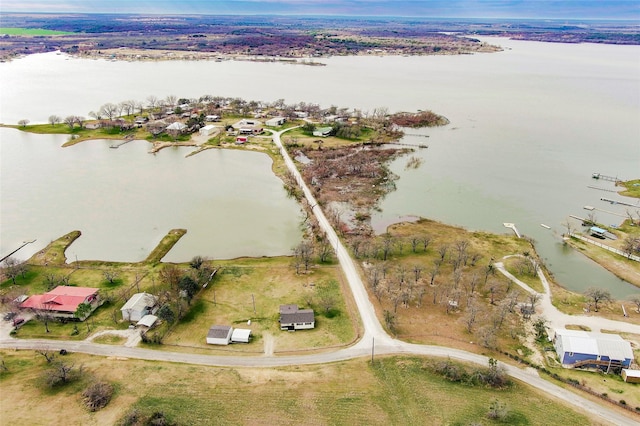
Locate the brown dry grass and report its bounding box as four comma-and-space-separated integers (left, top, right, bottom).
0, 350, 600, 426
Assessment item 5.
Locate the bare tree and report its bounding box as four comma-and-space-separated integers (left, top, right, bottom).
48, 115, 61, 125
2, 257, 20, 284
293, 241, 314, 272
18, 119, 29, 127
381, 233, 395, 261
437, 244, 449, 262
421, 235, 432, 252
36, 349, 56, 364
99, 103, 119, 120
64, 115, 76, 129
627, 294, 640, 313
317, 236, 334, 263
584, 287, 612, 312
464, 301, 480, 333
147, 95, 159, 109
103, 269, 118, 285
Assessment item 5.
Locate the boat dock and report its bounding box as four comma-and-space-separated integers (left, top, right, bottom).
601, 197, 637, 208
592, 173, 621, 183
503, 223, 521, 238
587, 185, 619, 193
109, 134, 135, 149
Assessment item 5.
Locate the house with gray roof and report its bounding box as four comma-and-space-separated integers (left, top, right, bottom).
206, 325, 233, 345
279, 305, 315, 331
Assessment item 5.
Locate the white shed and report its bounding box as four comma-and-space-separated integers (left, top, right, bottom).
266, 117, 286, 127
136, 314, 158, 328
199, 124, 217, 136
206, 325, 233, 345
121, 293, 158, 322
231, 328, 252, 343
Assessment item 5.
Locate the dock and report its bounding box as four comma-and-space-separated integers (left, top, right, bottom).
592, 173, 621, 183
109, 134, 135, 149
587, 185, 619, 193
503, 223, 521, 238
601, 197, 637, 208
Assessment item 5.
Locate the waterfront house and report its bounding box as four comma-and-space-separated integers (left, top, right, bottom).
553, 329, 633, 371
121, 293, 158, 322
20, 286, 100, 321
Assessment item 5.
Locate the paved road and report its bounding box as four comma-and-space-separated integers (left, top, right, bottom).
1, 128, 637, 425
496, 256, 640, 335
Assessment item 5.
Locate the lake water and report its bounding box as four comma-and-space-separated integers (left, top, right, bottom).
0, 128, 302, 262
0, 37, 638, 295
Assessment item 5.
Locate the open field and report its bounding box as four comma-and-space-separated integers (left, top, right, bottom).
163, 257, 358, 353
0, 351, 598, 425
0, 27, 72, 36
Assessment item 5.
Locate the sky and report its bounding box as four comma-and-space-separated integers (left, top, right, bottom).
1, 0, 639, 20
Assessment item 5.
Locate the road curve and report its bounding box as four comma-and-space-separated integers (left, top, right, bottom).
0, 128, 637, 425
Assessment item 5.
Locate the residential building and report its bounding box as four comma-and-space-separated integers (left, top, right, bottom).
553, 329, 633, 371
20, 286, 100, 320
279, 305, 315, 330
121, 293, 158, 322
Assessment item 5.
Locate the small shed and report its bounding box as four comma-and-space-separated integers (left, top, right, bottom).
622, 369, 640, 383
590, 226, 607, 238
206, 325, 233, 345
136, 314, 158, 329
236, 136, 248, 144
313, 127, 333, 137
231, 328, 252, 343
266, 117, 286, 127
199, 124, 216, 136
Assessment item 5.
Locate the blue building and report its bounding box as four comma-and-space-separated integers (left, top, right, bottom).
553, 329, 633, 372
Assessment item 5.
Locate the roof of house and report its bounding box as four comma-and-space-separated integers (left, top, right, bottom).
137, 314, 158, 328
20, 286, 99, 313
279, 304, 299, 314
166, 122, 187, 130
314, 127, 333, 134
231, 328, 251, 340
201, 124, 216, 131
207, 325, 233, 339
555, 329, 633, 361
121, 293, 157, 313
281, 309, 315, 324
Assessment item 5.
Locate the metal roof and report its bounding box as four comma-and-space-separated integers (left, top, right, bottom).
121, 293, 156, 313
136, 315, 158, 328
207, 325, 232, 339
555, 329, 633, 360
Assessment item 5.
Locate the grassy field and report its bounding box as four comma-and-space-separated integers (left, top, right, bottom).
618, 179, 640, 198
0, 351, 599, 425
163, 257, 358, 353
0, 27, 73, 36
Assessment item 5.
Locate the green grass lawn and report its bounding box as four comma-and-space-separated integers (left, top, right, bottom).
0, 28, 73, 36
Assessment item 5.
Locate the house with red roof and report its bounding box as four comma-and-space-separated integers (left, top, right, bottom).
20, 286, 101, 321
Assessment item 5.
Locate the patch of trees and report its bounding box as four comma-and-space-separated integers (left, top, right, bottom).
141, 258, 215, 344
390, 110, 448, 128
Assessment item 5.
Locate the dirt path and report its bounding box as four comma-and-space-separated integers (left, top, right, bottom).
263, 332, 274, 356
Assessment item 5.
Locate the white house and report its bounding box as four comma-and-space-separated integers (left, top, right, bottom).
121, 293, 158, 322
199, 124, 217, 137
205, 115, 220, 122
231, 328, 252, 343
206, 325, 233, 345
279, 305, 315, 331
166, 122, 187, 132
553, 329, 633, 370
266, 117, 286, 127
